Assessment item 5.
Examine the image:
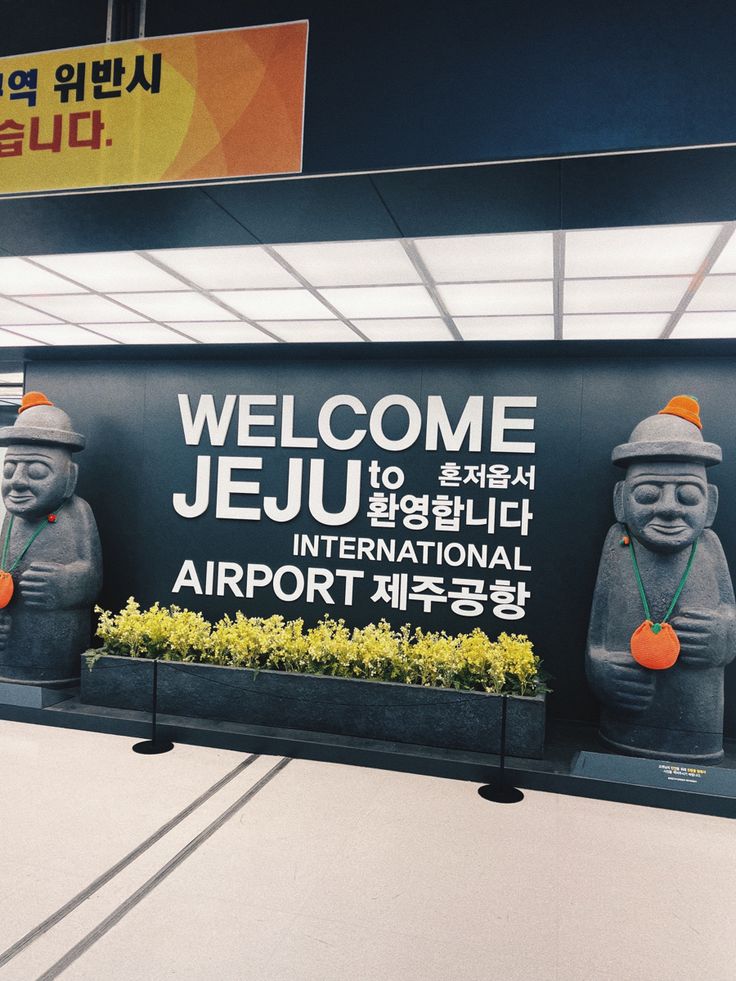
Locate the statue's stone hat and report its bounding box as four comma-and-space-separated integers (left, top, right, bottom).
612, 395, 721, 468
0, 391, 85, 451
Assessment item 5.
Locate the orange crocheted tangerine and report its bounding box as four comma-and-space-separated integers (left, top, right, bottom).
18, 391, 54, 415
630, 620, 680, 670
0, 571, 13, 608
658, 395, 702, 430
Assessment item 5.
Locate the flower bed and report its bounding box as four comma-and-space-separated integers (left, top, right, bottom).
81, 600, 547, 758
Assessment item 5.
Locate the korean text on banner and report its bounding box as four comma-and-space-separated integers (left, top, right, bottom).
0, 21, 308, 195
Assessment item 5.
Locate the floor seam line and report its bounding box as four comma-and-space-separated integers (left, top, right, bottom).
0, 753, 261, 970
35, 756, 292, 981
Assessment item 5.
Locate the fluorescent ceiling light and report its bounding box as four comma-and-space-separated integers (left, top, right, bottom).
439, 281, 552, 316
0, 297, 63, 325
81, 323, 196, 343
267, 321, 362, 342
167, 322, 275, 343
0, 258, 83, 295
565, 276, 690, 314
565, 224, 720, 278
13, 325, 118, 345
272, 241, 421, 286
455, 316, 554, 340
687, 275, 736, 311
0, 372, 23, 383
354, 318, 453, 341
147, 246, 299, 290
416, 232, 553, 282
34, 251, 188, 292
319, 285, 436, 318
27, 294, 145, 323
711, 234, 736, 275
215, 289, 334, 320
1, 223, 731, 350
671, 312, 736, 338
109, 291, 233, 321
564, 313, 669, 339
0, 328, 43, 345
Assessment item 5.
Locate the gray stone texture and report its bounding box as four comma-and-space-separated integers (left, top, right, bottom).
586, 400, 736, 762
0, 396, 102, 686
80, 654, 546, 759
0, 680, 77, 707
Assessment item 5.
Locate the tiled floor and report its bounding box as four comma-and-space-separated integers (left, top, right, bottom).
0, 720, 733, 980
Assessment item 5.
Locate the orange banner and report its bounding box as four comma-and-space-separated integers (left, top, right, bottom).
0, 22, 308, 195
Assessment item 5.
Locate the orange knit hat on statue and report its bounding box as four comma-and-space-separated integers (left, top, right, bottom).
658, 394, 703, 430
17, 391, 54, 414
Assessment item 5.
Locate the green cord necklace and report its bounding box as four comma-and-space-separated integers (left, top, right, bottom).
0, 504, 63, 608
623, 524, 698, 671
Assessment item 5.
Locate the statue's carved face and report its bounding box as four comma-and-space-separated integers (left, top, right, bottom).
623, 461, 709, 552
2, 446, 75, 519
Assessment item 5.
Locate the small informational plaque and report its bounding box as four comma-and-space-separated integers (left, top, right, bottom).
571, 750, 736, 799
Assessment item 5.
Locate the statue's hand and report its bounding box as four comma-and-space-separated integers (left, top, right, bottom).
607, 657, 657, 713
0, 614, 11, 650
587, 648, 656, 713
18, 562, 65, 608
670, 609, 724, 667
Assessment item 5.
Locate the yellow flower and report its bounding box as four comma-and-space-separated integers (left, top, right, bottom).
93, 600, 543, 695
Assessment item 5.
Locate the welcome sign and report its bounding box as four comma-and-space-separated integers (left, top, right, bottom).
170, 390, 538, 621
0, 22, 308, 195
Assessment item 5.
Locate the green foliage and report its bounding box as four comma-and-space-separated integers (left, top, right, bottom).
87, 599, 547, 697
92, 598, 212, 662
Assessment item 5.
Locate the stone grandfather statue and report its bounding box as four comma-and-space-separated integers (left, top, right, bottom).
586, 395, 736, 763
0, 391, 102, 687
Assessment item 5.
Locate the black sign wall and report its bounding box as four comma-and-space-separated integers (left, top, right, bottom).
25, 347, 736, 732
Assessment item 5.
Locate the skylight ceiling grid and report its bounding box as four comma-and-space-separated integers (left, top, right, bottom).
0, 222, 732, 346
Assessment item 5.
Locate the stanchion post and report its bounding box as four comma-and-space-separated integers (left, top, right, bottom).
132, 658, 174, 755
478, 694, 524, 804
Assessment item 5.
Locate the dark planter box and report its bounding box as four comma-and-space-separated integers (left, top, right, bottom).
80, 655, 546, 759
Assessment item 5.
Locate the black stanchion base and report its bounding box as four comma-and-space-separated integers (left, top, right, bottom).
132, 739, 175, 755
478, 783, 525, 804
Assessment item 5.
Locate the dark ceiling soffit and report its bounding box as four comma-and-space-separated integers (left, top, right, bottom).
10, 337, 736, 365
0, 145, 735, 257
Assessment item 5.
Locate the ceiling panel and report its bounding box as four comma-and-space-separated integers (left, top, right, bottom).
35, 252, 189, 292
146, 246, 299, 290
416, 232, 553, 282
0, 328, 43, 345
27, 294, 146, 323
455, 316, 554, 340
320, 285, 437, 318
354, 318, 453, 341
564, 313, 670, 340
216, 289, 334, 320
0, 298, 64, 325
165, 322, 275, 343
84, 323, 196, 344
14, 325, 119, 345
565, 224, 720, 278
672, 312, 736, 337
108, 292, 233, 321
267, 321, 363, 343
0, 258, 83, 295
710, 235, 736, 274
273, 240, 421, 287
686, 275, 736, 311
565, 276, 690, 313
439, 281, 553, 316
